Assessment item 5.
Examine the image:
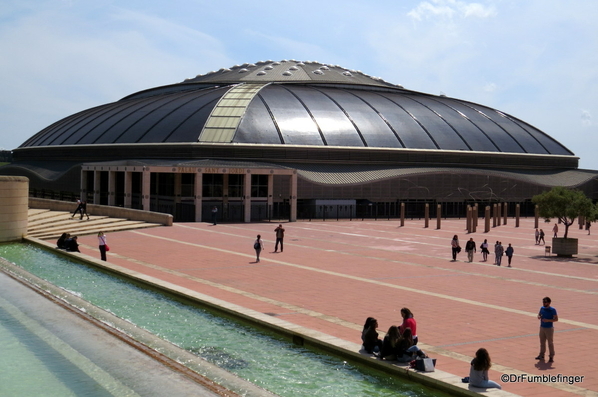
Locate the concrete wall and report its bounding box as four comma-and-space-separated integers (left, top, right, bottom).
29, 198, 173, 226
0, 176, 29, 242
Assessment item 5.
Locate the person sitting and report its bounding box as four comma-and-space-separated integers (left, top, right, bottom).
361, 317, 382, 354
65, 236, 80, 252
399, 307, 418, 345
56, 233, 70, 249
396, 328, 426, 362
380, 325, 401, 360
469, 348, 501, 389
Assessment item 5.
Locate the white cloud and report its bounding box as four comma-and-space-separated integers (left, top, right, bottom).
462, 2, 497, 18
483, 83, 497, 92
408, 1, 455, 20
408, 0, 496, 21
581, 110, 592, 126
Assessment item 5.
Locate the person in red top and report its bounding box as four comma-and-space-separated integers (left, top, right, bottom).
399, 307, 418, 345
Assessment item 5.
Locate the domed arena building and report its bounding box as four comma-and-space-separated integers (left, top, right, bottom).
3, 60, 598, 222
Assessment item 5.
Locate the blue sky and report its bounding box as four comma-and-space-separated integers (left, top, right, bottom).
1, 0, 597, 169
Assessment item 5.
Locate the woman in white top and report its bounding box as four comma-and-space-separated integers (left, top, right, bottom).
254, 234, 264, 263
98, 231, 108, 261
480, 239, 489, 262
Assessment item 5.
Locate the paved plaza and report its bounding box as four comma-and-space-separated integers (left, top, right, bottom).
73, 217, 598, 397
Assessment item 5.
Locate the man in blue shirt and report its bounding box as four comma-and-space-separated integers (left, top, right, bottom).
536, 296, 558, 362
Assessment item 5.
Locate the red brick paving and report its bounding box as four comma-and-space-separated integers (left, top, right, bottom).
75, 217, 598, 397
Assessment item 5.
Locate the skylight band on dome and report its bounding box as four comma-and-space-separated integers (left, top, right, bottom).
199, 83, 267, 143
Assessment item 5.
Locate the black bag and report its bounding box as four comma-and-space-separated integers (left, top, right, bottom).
456, 246, 462, 253
254, 242, 260, 249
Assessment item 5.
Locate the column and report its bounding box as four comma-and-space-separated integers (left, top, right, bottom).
108, 171, 116, 206
267, 174, 274, 219
80, 170, 88, 201
194, 172, 203, 222
124, 171, 132, 208
244, 172, 251, 223
174, 173, 182, 205
93, 171, 101, 204
142, 168, 151, 211
289, 172, 297, 222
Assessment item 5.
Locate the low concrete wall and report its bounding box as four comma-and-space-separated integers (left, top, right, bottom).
0, 176, 29, 242
29, 198, 173, 226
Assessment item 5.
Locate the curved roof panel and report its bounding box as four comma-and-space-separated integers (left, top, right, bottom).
20, 60, 574, 157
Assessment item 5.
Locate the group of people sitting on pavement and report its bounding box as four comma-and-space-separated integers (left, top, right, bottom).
361, 307, 502, 390
56, 232, 80, 252
361, 307, 427, 362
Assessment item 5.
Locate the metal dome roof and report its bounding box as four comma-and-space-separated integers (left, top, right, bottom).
20, 60, 573, 156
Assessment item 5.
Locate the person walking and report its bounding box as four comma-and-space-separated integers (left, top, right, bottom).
495, 242, 504, 266
80, 200, 90, 220
493, 241, 499, 265
468, 348, 502, 389
505, 243, 514, 267
253, 234, 264, 263
539, 229, 545, 245
465, 238, 476, 263
71, 198, 83, 218
211, 206, 218, 225
451, 235, 460, 261
535, 228, 540, 245
480, 239, 489, 262
98, 231, 108, 261
552, 223, 558, 238
536, 297, 558, 362
274, 224, 285, 253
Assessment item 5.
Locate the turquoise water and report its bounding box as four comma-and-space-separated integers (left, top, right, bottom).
0, 243, 442, 397
0, 301, 114, 397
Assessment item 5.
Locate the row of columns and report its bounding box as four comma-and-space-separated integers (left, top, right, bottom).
396, 202, 537, 233
81, 165, 298, 223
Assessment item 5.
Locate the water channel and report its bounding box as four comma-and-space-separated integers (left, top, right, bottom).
0, 242, 446, 397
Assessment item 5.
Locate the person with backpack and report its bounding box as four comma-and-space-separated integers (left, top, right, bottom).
254, 234, 264, 262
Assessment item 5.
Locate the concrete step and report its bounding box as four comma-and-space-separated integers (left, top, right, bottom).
28, 210, 72, 224
29, 219, 155, 236
27, 209, 162, 240
28, 216, 111, 231
31, 222, 161, 241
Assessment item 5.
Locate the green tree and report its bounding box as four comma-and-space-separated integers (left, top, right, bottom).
532, 187, 597, 239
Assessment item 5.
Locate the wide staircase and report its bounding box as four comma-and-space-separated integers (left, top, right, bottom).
27, 209, 162, 241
